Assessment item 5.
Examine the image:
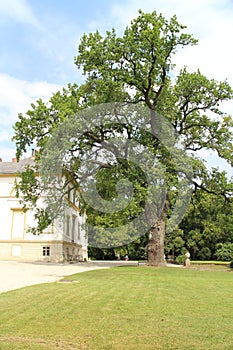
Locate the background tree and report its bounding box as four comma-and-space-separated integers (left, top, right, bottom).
13, 10, 233, 266
180, 170, 233, 260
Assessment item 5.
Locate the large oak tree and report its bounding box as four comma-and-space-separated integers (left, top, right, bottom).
13, 11, 233, 265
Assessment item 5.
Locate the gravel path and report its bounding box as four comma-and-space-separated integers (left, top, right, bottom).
0, 260, 109, 294
0, 260, 182, 294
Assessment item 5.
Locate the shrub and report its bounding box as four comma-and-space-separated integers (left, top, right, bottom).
197, 247, 212, 260
230, 261, 233, 269
176, 254, 186, 265
215, 243, 233, 261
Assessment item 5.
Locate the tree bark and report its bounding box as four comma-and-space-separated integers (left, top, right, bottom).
147, 219, 166, 266
146, 193, 169, 266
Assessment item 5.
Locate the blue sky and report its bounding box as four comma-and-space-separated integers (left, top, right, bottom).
0, 0, 233, 175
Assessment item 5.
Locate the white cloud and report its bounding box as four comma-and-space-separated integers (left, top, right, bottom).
0, 73, 61, 125
0, 0, 40, 27
172, 2, 233, 81
198, 149, 233, 177
111, 0, 232, 30
0, 129, 13, 142
0, 146, 17, 162
0, 73, 62, 160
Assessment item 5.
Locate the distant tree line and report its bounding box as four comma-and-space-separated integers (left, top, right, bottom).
89, 185, 233, 261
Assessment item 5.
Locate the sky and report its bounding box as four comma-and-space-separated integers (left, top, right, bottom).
0, 0, 233, 175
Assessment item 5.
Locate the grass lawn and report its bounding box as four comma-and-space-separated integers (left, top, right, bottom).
0, 266, 233, 350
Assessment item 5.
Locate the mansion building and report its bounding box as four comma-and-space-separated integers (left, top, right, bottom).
0, 156, 87, 262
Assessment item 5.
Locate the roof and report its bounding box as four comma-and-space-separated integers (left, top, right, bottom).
0, 157, 34, 174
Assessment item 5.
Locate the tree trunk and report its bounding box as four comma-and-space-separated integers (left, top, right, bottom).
146, 192, 169, 266
147, 218, 166, 266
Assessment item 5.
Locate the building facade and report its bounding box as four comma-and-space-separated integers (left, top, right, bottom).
0, 157, 88, 262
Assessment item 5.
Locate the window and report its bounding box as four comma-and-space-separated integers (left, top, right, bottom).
78, 221, 81, 240
42, 246, 50, 256
72, 215, 76, 242
11, 209, 25, 239
66, 215, 70, 236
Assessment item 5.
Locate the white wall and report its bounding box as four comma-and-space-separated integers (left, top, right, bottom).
0, 175, 87, 252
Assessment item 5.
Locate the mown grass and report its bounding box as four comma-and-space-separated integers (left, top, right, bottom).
0, 266, 233, 350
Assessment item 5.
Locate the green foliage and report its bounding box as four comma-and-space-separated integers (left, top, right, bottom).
15, 166, 40, 207
12, 10, 233, 258
88, 234, 148, 260
197, 247, 212, 261
75, 11, 198, 108
176, 254, 186, 265
165, 228, 185, 257
180, 187, 233, 260
215, 243, 233, 261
